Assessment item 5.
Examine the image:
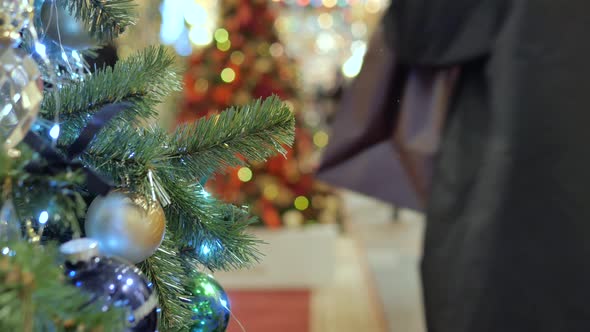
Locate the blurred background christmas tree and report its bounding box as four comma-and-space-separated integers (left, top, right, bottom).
175, 0, 346, 228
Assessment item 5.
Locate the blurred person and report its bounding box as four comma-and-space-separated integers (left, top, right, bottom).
321, 1, 590, 331
390, 1, 590, 331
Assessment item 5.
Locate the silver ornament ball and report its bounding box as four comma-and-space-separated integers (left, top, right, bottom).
85, 191, 166, 263
0, 45, 42, 148
40, 1, 95, 49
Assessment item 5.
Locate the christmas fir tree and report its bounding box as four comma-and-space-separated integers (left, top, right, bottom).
0, 0, 294, 331
178, 0, 339, 228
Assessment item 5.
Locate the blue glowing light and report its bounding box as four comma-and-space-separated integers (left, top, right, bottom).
38, 211, 49, 224
174, 29, 193, 56
34, 42, 47, 58
200, 244, 211, 256
220, 299, 228, 308
49, 124, 60, 139
71, 50, 81, 62
160, 0, 187, 44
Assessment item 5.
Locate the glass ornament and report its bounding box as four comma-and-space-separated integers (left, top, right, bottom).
61, 238, 159, 331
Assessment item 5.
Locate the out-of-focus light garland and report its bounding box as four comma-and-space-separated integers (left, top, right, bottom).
160, 0, 218, 55
274, 0, 387, 90
313, 130, 330, 148
237, 167, 253, 182
294, 196, 310, 211
342, 41, 367, 77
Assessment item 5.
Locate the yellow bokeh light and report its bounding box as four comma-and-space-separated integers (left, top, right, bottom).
263, 184, 279, 200
214, 28, 229, 43
283, 210, 304, 227
220, 67, 236, 83
322, 0, 337, 8
194, 78, 209, 93
365, 0, 382, 13
294, 196, 310, 211
274, 17, 288, 34
237, 167, 253, 182
257, 42, 270, 56
317, 13, 334, 29
230, 51, 245, 65
269, 43, 284, 57
313, 131, 329, 148
217, 40, 231, 51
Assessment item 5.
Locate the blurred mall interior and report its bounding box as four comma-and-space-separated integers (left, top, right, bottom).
8, 1, 590, 331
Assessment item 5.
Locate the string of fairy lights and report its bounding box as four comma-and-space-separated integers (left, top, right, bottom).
158, 0, 388, 83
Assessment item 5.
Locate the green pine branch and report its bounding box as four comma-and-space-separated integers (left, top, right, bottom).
162, 178, 262, 270
168, 96, 295, 180
0, 148, 9, 178
80, 96, 295, 182
62, 0, 137, 41
42, 46, 180, 144
140, 237, 196, 331
76, 97, 292, 270
0, 241, 126, 332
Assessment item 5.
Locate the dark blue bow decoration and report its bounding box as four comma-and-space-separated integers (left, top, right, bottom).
23, 102, 132, 195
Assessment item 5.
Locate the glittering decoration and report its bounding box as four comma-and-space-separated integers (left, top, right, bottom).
85, 190, 166, 263
0, 199, 21, 242
61, 239, 159, 331
0, 45, 43, 148
189, 272, 230, 332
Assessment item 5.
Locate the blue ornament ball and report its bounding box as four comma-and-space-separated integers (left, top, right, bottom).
189, 272, 231, 332
60, 239, 159, 331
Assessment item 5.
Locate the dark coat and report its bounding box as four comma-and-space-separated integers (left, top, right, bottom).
389, 1, 590, 331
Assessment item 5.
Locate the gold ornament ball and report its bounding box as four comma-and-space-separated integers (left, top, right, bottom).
85, 191, 166, 263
